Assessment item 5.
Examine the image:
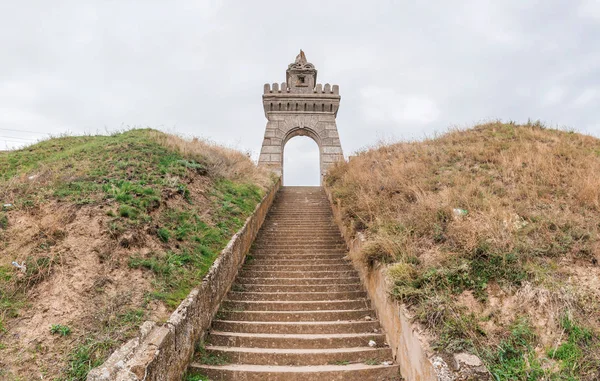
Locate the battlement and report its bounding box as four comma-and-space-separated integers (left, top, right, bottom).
261, 51, 341, 116
263, 83, 340, 95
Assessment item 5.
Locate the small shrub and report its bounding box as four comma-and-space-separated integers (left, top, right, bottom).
50, 324, 71, 336
64, 338, 115, 380
118, 205, 138, 219
0, 213, 7, 229
157, 228, 170, 242
184, 373, 209, 381
196, 343, 229, 366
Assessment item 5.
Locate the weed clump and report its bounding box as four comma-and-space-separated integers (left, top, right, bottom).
50, 324, 72, 336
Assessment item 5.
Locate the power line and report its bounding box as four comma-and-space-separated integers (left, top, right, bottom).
0, 135, 37, 141
0, 141, 33, 147
0, 127, 51, 134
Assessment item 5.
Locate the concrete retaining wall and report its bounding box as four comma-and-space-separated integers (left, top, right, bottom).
88, 179, 282, 381
325, 188, 490, 381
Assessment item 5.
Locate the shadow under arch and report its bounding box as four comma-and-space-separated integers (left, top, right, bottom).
281, 126, 323, 185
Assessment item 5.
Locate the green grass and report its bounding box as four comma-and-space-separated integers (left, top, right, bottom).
483, 318, 545, 381
127, 180, 263, 308
195, 343, 229, 366
63, 337, 115, 381
0, 212, 8, 229
330, 360, 351, 365
59, 306, 147, 380
546, 315, 600, 379
50, 324, 72, 336
184, 373, 210, 381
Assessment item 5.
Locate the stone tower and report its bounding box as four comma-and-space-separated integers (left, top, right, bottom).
258, 50, 344, 184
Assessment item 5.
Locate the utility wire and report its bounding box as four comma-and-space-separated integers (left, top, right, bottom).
0, 135, 38, 141
0, 140, 33, 146
0, 127, 51, 134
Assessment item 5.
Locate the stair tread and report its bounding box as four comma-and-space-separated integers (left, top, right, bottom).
224, 292, 368, 302
214, 320, 376, 325
209, 331, 383, 339
190, 363, 398, 372
205, 346, 388, 354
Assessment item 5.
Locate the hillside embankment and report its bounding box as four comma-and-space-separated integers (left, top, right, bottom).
326, 122, 600, 381
0, 129, 272, 380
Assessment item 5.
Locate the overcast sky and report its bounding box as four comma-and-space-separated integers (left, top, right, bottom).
1, 1, 599, 185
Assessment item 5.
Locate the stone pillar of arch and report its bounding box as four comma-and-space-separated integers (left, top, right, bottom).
258, 50, 343, 185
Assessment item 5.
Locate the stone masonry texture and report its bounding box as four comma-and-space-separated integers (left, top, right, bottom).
258, 50, 344, 185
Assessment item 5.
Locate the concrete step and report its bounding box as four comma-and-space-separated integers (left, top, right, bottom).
208, 331, 389, 349
252, 244, 347, 250
264, 218, 335, 222
188, 363, 401, 381
232, 283, 362, 293
260, 228, 342, 232
239, 270, 358, 279
254, 234, 343, 238
203, 346, 394, 366
262, 224, 337, 228
252, 239, 346, 245
235, 277, 360, 285
250, 252, 347, 257
247, 259, 350, 266
226, 291, 367, 301
250, 253, 347, 260
217, 309, 374, 322
221, 299, 369, 312
212, 320, 382, 334
242, 264, 354, 272
252, 246, 346, 251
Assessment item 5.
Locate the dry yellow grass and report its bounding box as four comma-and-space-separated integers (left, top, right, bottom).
149, 131, 272, 190
326, 121, 600, 380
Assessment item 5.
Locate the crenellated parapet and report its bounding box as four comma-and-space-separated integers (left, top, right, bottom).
262, 81, 341, 116
263, 83, 340, 95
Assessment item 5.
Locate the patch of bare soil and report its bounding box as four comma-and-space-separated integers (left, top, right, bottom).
0, 202, 170, 379
454, 258, 600, 351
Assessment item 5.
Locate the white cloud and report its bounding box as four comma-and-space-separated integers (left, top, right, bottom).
541, 87, 565, 106
578, 0, 600, 20
360, 87, 440, 125
571, 88, 598, 107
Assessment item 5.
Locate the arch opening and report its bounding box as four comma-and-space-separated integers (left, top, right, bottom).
283, 136, 320, 186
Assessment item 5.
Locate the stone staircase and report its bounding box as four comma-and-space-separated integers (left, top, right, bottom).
188, 186, 401, 380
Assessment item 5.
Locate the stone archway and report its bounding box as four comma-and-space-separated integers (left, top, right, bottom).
258, 51, 343, 185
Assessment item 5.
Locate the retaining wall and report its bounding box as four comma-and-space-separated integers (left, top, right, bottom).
88, 178, 281, 381
325, 188, 490, 381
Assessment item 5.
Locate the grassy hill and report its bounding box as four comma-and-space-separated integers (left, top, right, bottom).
326, 122, 600, 381
0, 129, 272, 380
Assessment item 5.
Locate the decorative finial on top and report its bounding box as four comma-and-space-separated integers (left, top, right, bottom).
295, 50, 307, 65
286, 50, 317, 93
